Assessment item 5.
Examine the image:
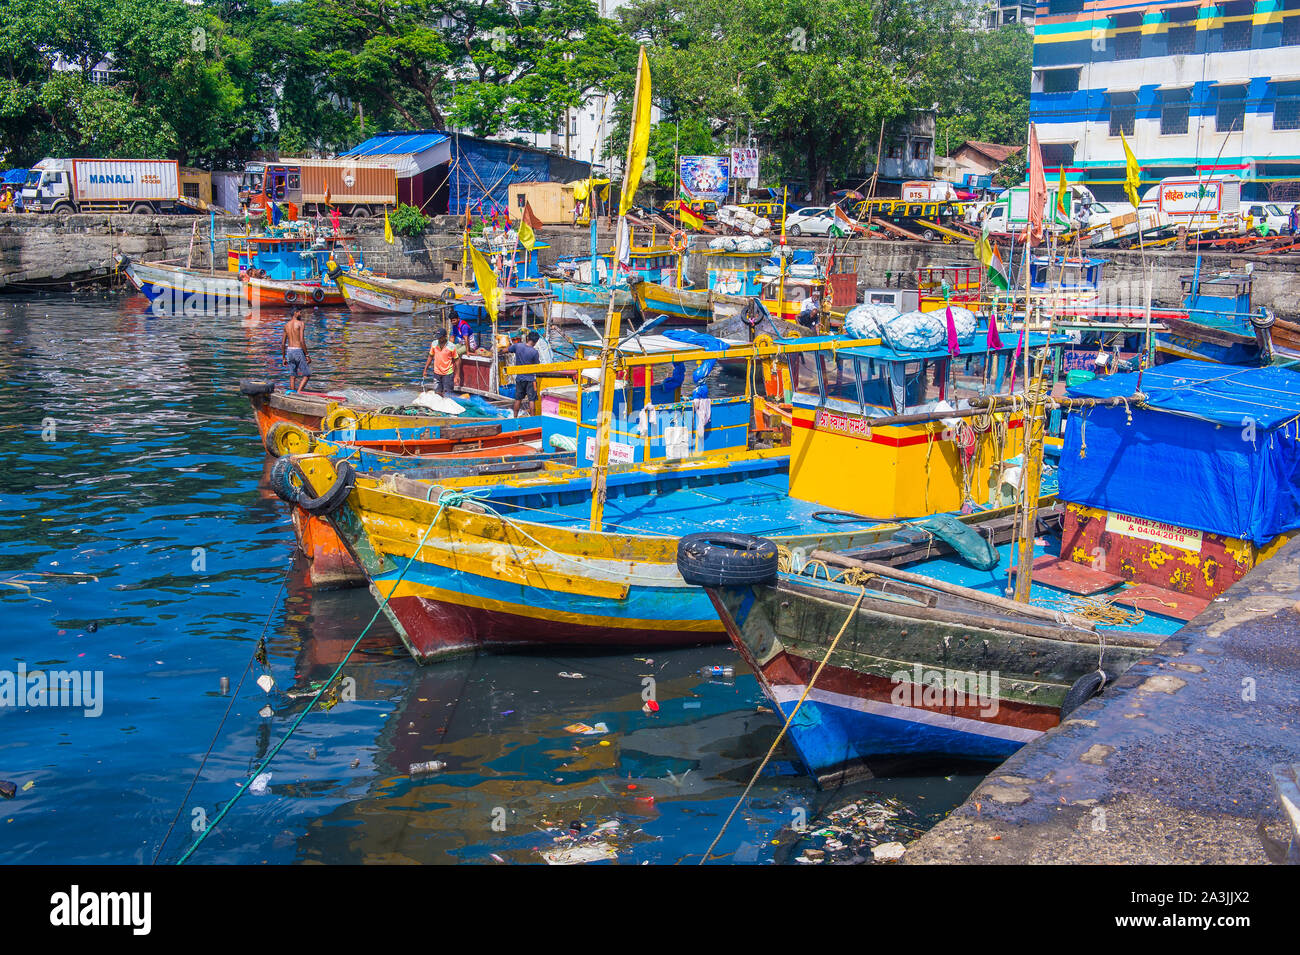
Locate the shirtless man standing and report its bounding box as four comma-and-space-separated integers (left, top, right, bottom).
282, 309, 311, 391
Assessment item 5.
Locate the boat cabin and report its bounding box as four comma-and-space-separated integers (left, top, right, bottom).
1157, 269, 1268, 365
537, 331, 755, 467
918, 264, 982, 312
785, 326, 1069, 518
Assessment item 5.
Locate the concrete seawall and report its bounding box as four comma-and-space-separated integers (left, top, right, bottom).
902, 536, 1300, 865
3, 213, 1299, 319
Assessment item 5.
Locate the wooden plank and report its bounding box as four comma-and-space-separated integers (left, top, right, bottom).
810, 549, 1099, 632
1011, 555, 1124, 596
1111, 583, 1210, 622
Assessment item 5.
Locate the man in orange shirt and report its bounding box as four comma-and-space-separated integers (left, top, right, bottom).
423, 328, 457, 396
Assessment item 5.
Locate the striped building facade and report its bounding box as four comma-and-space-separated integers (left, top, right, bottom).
1031, 0, 1300, 200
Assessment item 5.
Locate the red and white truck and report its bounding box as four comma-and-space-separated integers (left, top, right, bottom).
21, 158, 203, 214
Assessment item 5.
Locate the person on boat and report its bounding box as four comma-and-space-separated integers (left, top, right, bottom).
501, 330, 540, 417
423, 328, 457, 396
451, 316, 477, 388
282, 309, 311, 392
797, 291, 821, 331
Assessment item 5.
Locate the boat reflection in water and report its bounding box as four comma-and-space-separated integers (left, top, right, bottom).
266, 570, 979, 864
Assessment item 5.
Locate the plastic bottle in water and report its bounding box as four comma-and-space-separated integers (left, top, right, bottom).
700, 665, 735, 680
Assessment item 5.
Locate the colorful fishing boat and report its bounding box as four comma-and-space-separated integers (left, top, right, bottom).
289, 320, 1069, 662
694, 358, 1300, 779
119, 227, 361, 310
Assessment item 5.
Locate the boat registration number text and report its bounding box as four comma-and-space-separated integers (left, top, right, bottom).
1104, 512, 1203, 552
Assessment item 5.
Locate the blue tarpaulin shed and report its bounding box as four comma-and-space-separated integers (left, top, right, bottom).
1060, 360, 1300, 545
448, 137, 590, 217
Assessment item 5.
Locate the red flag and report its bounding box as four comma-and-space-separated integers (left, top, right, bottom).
1027, 124, 1046, 245
944, 306, 960, 358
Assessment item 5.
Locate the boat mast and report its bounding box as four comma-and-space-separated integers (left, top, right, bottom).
590, 46, 651, 531
1013, 125, 1046, 603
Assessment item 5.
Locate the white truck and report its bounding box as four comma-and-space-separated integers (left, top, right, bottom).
1142, 175, 1242, 233
980, 184, 1076, 237
21, 158, 197, 215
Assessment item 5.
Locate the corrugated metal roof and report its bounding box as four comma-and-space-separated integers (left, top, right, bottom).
340, 131, 450, 158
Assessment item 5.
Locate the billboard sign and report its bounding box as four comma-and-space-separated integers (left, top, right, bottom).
680, 155, 730, 201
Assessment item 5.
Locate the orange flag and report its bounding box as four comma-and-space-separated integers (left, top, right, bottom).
1027, 124, 1046, 245
522, 200, 544, 232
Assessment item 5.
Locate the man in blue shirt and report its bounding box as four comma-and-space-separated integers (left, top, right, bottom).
503, 330, 540, 416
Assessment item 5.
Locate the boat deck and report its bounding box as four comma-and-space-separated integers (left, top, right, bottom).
482, 458, 881, 538
869, 538, 1188, 635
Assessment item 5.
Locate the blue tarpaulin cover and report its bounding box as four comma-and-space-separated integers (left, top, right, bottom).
1060, 360, 1300, 544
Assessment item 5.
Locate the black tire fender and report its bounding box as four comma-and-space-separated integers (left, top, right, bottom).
283, 290, 300, 305
676, 532, 778, 588
239, 378, 274, 397
1059, 669, 1109, 722
297, 460, 356, 516
310, 286, 326, 304
268, 455, 301, 504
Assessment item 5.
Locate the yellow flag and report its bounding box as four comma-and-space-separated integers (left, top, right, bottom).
618, 46, 652, 217
517, 218, 536, 252
1121, 133, 1142, 208
1056, 163, 1069, 216
384, 209, 394, 245
469, 244, 500, 323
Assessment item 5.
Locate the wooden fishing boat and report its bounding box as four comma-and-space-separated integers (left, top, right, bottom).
632, 277, 749, 323
693, 358, 1300, 779
273, 444, 573, 589
120, 229, 361, 310
289, 323, 1068, 662
330, 268, 461, 315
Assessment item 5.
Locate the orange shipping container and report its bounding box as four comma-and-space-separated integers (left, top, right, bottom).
296, 159, 398, 206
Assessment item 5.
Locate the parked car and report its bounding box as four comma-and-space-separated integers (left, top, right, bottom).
785, 206, 839, 236
1244, 202, 1293, 235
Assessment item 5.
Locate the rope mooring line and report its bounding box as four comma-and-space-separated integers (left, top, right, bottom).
172, 502, 446, 865
698, 586, 866, 865
152, 562, 290, 865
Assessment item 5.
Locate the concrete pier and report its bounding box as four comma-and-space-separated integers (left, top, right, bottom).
903, 536, 1300, 865
4, 213, 1300, 320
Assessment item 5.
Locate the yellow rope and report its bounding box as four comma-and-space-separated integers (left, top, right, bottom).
698, 587, 867, 865
1032, 592, 1146, 626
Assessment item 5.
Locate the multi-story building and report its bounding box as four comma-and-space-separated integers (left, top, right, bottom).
985, 1, 1037, 29
1031, 0, 1300, 201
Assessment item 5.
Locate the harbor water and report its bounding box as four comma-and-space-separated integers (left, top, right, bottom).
0, 292, 982, 864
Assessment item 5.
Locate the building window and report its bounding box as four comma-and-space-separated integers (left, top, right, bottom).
1042, 68, 1080, 93
1275, 82, 1300, 130
1114, 30, 1141, 60
1160, 87, 1191, 135
911, 139, 931, 161
1286, 12, 1300, 46
1222, 1, 1254, 52
1168, 25, 1197, 55
1217, 84, 1247, 132
886, 141, 903, 159
1109, 91, 1137, 137
1048, 0, 1084, 13
1041, 143, 1075, 167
